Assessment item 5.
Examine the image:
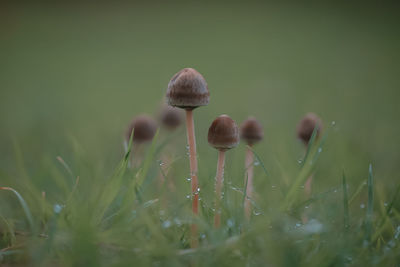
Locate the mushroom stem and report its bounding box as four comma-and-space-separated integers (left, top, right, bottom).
185, 109, 199, 247
244, 145, 254, 221
214, 150, 225, 228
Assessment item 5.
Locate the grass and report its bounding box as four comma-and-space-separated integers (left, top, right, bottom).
1, 130, 400, 266
1, 1, 400, 266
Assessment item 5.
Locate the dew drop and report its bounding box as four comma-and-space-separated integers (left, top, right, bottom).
53, 204, 64, 214
331, 121, 336, 126
253, 210, 262, 216
360, 203, 365, 209
298, 159, 303, 164
318, 147, 322, 153
186, 177, 192, 182
186, 195, 191, 199
162, 220, 172, 228
227, 219, 234, 227
254, 161, 260, 166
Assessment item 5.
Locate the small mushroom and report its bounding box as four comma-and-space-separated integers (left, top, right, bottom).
240, 117, 263, 221
126, 114, 157, 143
159, 104, 183, 130
125, 114, 157, 168
166, 67, 209, 247
208, 115, 239, 228
296, 113, 323, 145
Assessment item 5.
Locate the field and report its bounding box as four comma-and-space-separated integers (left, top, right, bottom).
1, 1, 400, 266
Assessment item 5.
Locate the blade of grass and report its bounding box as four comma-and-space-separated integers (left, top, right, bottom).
365, 164, 374, 243
300, 126, 319, 168
372, 183, 400, 242
95, 129, 134, 223
0, 187, 34, 233
282, 126, 331, 211
342, 171, 350, 231
0, 215, 16, 246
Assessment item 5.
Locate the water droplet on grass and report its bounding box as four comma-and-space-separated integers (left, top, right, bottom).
254, 161, 260, 166
227, 219, 235, 227
162, 220, 172, 228
331, 121, 336, 126
318, 147, 322, 153
360, 203, 365, 209
253, 210, 262, 216
53, 204, 64, 214
186, 177, 192, 182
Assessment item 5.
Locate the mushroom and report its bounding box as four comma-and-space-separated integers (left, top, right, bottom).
208, 115, 239, 228
166, 68, 209, 246
159, 104, 183, 131
125, 114, 157, 167
240, 117, 263, 221
296, 113, 323, 145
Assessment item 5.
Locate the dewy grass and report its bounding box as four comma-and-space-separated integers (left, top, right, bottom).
1, 132, 400, 266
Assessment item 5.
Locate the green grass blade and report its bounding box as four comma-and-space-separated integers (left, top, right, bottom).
300, 125, 319, 168
342, 171, 350, 231
365, 164, 374, 243
136, 129, 160, 188
0, 187, 35, 232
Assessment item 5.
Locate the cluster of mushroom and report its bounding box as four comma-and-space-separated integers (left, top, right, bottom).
126, 67, 323, 248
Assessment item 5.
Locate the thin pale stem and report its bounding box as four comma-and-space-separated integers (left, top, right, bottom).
185, 109, 199, 247
214, 150, 225, 228
244, 145, 254, 221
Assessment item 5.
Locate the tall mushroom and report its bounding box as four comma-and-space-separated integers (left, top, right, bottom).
166, 68, 209, 246
240, 117, 263, 221
208, 115, 239, 228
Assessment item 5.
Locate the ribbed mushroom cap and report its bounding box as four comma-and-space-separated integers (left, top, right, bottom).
208, 115, 239, 151
296, 113, 323, 144
126, 114, 157, 143
240, 117, 263, 145
166, 68, 209, 109
159, 104, 183, 130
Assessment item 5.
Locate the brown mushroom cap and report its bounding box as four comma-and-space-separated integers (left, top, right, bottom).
159, 104, 183, 130
240, 117, 263, 145
208, 115, 239, 151
296, 113, 323, 144
166, 68, 209, 109
126, 114, 157, 143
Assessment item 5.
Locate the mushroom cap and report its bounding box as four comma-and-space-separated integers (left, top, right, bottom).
166, 68, 209, 109
126, 114, 157, 143
296, 113, 323, 144
159, 104, 183, 130
208, 115, 239, 151
240, 117, 263, 145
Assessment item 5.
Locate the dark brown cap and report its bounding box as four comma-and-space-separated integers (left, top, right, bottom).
159, 104, 183, 130
240, 117, 263, 145
208, 115, 239, 151
126, 114, 157, 143
296, 113, 323, 144
166, 68, 209, 109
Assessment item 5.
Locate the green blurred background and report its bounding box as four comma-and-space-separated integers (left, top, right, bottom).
1, 1, 399, 187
